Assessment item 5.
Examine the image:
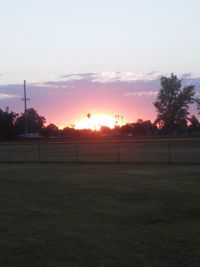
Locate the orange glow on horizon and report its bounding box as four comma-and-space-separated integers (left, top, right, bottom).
75, 114, 117, 130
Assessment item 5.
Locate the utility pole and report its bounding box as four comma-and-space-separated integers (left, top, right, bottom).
22, 80, 30, 137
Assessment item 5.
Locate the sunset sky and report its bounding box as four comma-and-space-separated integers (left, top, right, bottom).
0, 0, 200, 128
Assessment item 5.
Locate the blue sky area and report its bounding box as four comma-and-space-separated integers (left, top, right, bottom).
0, 1, 200, 127
0, 0, 200, 84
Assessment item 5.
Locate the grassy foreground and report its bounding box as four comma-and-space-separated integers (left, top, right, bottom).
0, 163, 200, 267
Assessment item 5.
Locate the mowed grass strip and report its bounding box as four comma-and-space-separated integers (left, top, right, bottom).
0, 164, 200, 267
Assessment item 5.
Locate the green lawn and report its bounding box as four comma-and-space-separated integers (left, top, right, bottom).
1, 163, 200, 267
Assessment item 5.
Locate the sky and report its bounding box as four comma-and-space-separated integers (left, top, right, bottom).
0, 0, 200, 127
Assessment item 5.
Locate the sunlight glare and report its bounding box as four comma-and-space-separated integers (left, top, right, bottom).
75, 114, 116, 130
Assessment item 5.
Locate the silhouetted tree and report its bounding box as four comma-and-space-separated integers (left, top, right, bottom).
62, 127, 80, 137
196, 98, 200, 114
120, 123, 133, 134
15, 108, 46, 134
154, 73, 196, 134
188, 116, 200, 133
134, 119, 157, 135
0, 107, 18, 138
100, 126, 112, 135
42, 123, 59, 137
120, 120, 157, 135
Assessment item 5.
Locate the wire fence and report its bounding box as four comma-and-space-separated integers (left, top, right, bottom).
0, 141, 200, 164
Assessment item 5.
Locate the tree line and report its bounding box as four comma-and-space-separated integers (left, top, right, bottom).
0, 74, 200, 139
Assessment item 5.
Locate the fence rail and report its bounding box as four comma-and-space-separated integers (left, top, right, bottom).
0, 141, 200, 164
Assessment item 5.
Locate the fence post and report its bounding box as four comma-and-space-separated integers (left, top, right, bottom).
38, 143, 41, 162
117, 143, 120, 163
168, 143, 172, 164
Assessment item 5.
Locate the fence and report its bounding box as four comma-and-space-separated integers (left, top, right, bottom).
0, 141, 200, 164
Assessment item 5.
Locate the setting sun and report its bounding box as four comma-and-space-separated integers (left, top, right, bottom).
75, 114, 116, 130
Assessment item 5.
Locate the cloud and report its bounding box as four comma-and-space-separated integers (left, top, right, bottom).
181, 73, 193, 79
0, 72, 199, 127
60, 72, 98, 81
124, 91, 158, 97
0, 93, 20, 100
32, 81, 71, 88
25, 72, 200, 101
60, 71, 161, 83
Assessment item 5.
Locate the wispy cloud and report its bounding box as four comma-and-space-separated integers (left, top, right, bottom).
60, 72, 97, 81
0, 93, 20, 100
0, 72, 199, 126
32, 81, 71, 88
60, 71, 161, 83
124, 91, 158, 97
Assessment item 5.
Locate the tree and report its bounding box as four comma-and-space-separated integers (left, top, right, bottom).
196, 98, 200, 114
133, 119, 157, 135
87, 113, 91, 119
42, 123, 59, 137
154, 73, 196, 134
120, 120, 157, 135
188, 115, 200, 133
100, 126, 112, 135
0, 107, 18, 138
15, 108, 46, 134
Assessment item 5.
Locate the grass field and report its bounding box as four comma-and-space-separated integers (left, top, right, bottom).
1, 163, 200, 266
